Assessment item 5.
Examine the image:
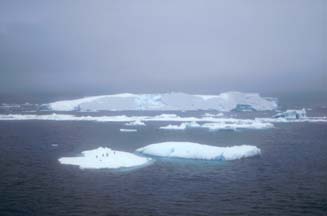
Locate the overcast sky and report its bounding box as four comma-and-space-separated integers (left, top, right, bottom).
0, 0, 326, 95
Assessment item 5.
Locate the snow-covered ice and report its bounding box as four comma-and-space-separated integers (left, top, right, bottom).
160, 121, 201, 130
0, 112, 326, 126
59, 147, 151, 169
257, 108, 327, 123
202, 113, 224, 117
160, 120, 273, 131
47, 92, 277, 112
201, 121, 274, 131
273, 109, 306, 120
136, 142, 261, 161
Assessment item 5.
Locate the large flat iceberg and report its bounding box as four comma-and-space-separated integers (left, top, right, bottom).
48, 92, 277, 112
58, 147, 151, 169
136, 142, 261, 161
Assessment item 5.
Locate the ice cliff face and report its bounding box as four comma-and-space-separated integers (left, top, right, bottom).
48, 92, 277, 112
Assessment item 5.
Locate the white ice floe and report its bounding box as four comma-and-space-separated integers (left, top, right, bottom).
160, 121, 201, 130
120, 128, 137, 132
0, 112, 326, 126
0, 113, 237, 123
125, 120, 146, 126
160, 120, 273, 131
202, 113, 224, 117
273, 109, 306, 120
257, 108, 327, 123
258, 116, 327, 123
47, 92, 277, 112
59, 147, 151, 169
136, 142, 261, 161
201, 121, 274, 131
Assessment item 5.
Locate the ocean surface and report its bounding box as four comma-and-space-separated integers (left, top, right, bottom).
0, 93, 327, 216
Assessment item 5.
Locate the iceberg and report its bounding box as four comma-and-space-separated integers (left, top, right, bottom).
58, 147, 151, 169
136, 142, 261, 161
273, 109, 306, 120
47, 92, 277, 112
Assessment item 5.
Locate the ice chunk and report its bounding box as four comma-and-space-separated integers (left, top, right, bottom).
47, 92, 277, 112
160, 124, 186, 130
273, 109, 306, 120
160, 120, 273, 131
202, 113, 224, 117
120, 128, 137, 132
125, 120, 146, 126
136, 142, 261, 161
160, 121, 201, 130
202, 121, 274, 131
59, 147, 151, 169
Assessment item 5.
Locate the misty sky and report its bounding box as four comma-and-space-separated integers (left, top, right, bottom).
0, 0, 326, 95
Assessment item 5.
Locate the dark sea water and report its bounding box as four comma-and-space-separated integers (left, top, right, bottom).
1, 93, 327, 216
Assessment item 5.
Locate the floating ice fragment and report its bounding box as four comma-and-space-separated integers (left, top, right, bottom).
160, 121, 201, 130
59, 147, 151, 169
273, 109, 306, 120
136, 142, 261, 161
125, 120, 146, 126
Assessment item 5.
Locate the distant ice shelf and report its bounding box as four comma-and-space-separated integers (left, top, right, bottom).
58, 147, 151, 169
47, 92, 277, 112
136, 142, 261, 161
